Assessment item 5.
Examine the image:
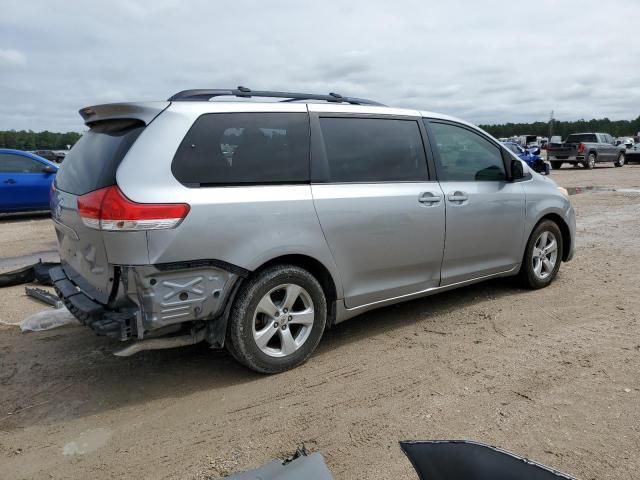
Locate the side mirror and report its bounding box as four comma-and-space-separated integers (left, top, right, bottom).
510, 159, 524, 180
42, 165, 57, 174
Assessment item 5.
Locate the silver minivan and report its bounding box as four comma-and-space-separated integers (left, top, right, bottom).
50, 88, 575, 373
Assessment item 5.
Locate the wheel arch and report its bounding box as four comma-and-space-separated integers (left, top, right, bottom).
536, 213, 572, 262
253, 254, 339, 327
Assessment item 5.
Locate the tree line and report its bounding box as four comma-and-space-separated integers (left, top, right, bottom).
0, 130, 82, 150
2, 116, 640, 150
480, 116, 640, 140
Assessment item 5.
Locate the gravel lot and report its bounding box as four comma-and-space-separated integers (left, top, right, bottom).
1, 165, 639, 479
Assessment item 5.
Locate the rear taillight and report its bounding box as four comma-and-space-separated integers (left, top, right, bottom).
77, 185, 190, 231
577, 143, 585, 154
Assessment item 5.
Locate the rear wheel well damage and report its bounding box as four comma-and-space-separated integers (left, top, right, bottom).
537, 213, 571, 262
208, 254, 339, 349
255, 255, 338, 327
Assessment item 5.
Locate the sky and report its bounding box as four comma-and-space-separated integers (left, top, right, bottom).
1, 0, 638, 132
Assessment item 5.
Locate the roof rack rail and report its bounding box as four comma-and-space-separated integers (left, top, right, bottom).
167, 86, 384, 106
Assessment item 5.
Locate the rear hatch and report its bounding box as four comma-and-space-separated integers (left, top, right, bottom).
51, 103, 167, 304
547, 144, 577, 158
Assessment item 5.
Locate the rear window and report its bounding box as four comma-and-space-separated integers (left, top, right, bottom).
172, 113, 310, 186
55, 119, 144, 195
565, 134, 597, 144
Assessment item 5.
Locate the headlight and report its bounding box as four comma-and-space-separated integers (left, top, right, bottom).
557, 187, 569, 199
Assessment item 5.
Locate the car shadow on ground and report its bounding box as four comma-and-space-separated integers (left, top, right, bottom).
0, 276, 526, 430
0, 211, 50, 222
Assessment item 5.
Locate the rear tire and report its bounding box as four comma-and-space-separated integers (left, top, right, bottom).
519, 220, 563, 289
227, 264, 326, 374
615, 152, 625, 167
550, 161, 563, 170
584, 153, 596, 169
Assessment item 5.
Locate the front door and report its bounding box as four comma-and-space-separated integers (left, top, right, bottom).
0, 153, 50, 211
426, 120, 526, 285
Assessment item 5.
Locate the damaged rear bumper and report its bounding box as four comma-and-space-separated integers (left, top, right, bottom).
51, 260, 245, 346
50, 265, 135, 340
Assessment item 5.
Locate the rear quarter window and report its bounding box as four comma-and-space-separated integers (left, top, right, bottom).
172, 112, 310, 186
54, 119, 144, 195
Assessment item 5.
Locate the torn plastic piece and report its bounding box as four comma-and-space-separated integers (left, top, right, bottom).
33, 261, 60, 285
25, 286, 63, 309
227, 448, 333, 480
0, 264, 35, 288
0, 260, 60, 288
20, 307, 79, 332
400, 440, 576, 480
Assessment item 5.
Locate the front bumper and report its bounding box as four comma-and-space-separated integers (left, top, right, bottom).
565, 205, 576, 262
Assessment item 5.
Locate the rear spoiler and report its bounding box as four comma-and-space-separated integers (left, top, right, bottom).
78, 102, 170, 127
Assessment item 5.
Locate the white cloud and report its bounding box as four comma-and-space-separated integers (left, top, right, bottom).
0, 48, 26, 67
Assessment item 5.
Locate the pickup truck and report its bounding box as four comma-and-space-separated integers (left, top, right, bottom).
546, 132, 626, 169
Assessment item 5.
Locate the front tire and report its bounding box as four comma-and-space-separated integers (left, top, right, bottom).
227, 264, 327, 374
519, 220, 563, 289
615, 152, 625, 167
550, 161, 563, 170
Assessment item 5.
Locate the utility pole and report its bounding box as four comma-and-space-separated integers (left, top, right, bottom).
549, 110, 554, 140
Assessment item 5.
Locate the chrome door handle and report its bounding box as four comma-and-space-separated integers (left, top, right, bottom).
447, 191, 468, 203
418, 192, 441, 205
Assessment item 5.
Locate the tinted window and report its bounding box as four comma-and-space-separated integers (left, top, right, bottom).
55, 119, 144, 195
319, 118, 427, 182
428, 122, 506, 181
172, 113, 309, 186
0, 154, 44, 173
565, 133, 597, 144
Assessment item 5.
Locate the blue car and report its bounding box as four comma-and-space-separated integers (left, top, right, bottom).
502, 141, 550, 174
0, 148, 58, 213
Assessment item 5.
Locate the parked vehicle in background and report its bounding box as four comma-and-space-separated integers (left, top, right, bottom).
33, 149, 66, 163
50, 87, 575, 373
52, 150, 68, 162
625, 143, 640, 163
518, 134, 537, 147
502, 141, 549, 174
615, 137, 634, 149
0, 149, 58, 213
546, 132, 626, 169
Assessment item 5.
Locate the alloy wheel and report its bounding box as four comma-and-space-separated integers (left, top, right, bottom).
252, 284, 315, 358
532, 231, 558, 280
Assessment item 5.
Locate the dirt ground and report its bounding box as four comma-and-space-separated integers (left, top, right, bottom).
1, 165, 639, 479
